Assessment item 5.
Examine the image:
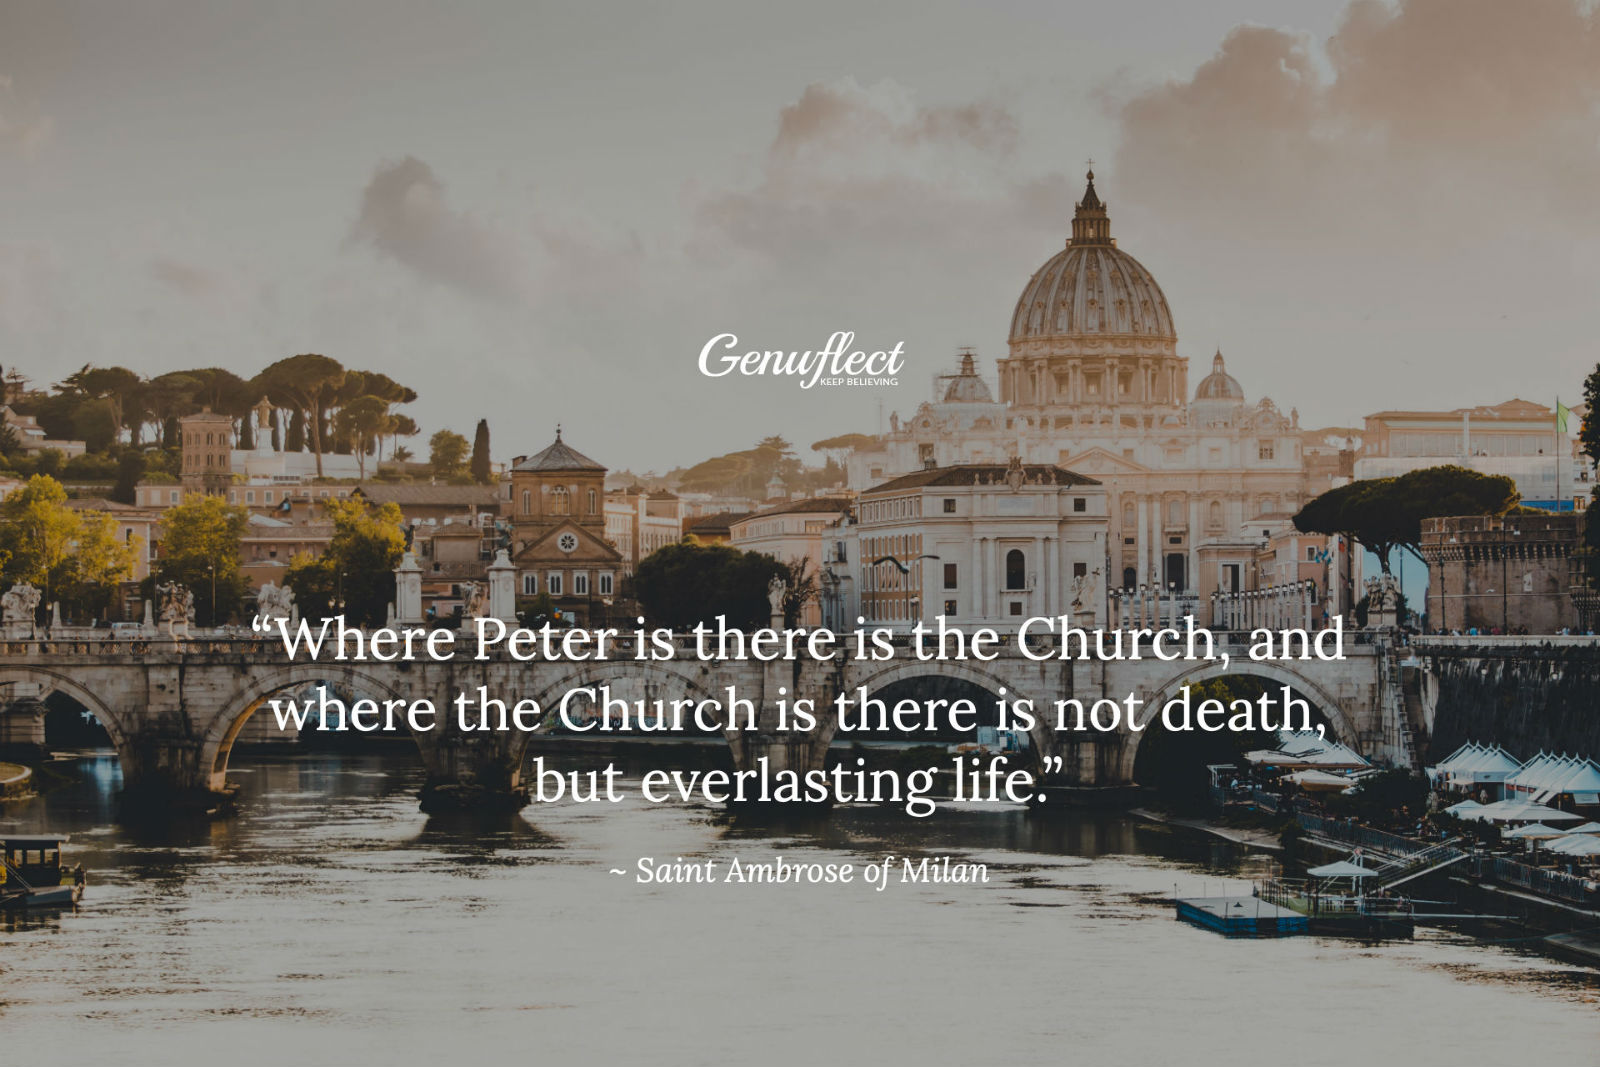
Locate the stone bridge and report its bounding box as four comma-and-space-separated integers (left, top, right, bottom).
0, 627, 1405, 813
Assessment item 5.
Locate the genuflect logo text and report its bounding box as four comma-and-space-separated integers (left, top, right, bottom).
697, 331, 904, 389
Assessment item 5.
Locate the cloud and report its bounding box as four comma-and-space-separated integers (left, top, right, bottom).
350, 156, 523, 303
1097, 0, 1600, 417
148, 258, 222, 298
0, 74, 53, 159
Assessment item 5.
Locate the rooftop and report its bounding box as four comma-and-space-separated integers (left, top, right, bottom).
863, 463, 1099, 495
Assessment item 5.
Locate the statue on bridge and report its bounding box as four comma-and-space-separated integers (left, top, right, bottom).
460, 581, 486, 620
767, 575, 788, 622
157, 581, 196, 637
2, 582, 41, 625
256, 580, 295, 627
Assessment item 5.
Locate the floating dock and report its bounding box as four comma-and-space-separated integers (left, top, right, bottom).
1176, 896, 1308, 938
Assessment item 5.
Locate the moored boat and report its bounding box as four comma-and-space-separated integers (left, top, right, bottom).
1, 834, 85, 908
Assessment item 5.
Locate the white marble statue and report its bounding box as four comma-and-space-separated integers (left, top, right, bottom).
257, 580, 295, 623
767, 575, 788, 617
1, 582, 41, 624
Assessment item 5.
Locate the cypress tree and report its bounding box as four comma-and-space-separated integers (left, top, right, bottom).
470, 419, 492, 484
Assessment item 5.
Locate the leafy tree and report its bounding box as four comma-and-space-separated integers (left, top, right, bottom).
0, 475, 137, 619
1580, 364, 1600, 589
112, 451, 146, 505
0, 421, 19, 459
1294, 465, 1519, 573
285, 498, 404, 626
253, 354, 346, 476
154, 494, 250, 625
143, 372, 203, 445
72, 397, 119, 453
286, 408, 307, 453
388, 413, 419, 463
429, 429, 470, 479
470, 419, 492, 484
630, 542, 802, 629
334, 394, 393, 479
59, 364, 144, 446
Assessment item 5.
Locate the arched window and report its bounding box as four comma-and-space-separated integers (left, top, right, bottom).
1005, 549, 1026, 590
587, 488, 596, 514
1122, 566, 1137, 590
552, 486, 570, 515
521, 489, 530, 516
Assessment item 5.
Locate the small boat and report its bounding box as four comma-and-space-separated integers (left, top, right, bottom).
1, 834, 85, 908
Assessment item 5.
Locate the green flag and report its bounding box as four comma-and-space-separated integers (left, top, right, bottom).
1556, 400, 1572, 433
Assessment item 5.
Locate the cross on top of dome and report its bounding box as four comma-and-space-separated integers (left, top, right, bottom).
1072, 169, 1111, 245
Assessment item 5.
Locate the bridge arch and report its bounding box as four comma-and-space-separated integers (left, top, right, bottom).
1119, 659, 1359, 785
840, 659, 1057, 761
199, 663, 422, 791
0, 665, 134, 758
519, 659, 755, 766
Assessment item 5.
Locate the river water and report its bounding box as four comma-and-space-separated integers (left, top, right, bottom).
2, 750, 1597, 1064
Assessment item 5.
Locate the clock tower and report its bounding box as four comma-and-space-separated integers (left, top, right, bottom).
503, 428, 622, 623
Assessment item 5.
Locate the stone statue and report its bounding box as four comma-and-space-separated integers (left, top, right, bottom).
767, 575, 788, 617
257, 580, 295, 624
1069, 568, 1099, 612
1, 582, 41, 624
156, 581, 194, 626
461, 581, 486, 619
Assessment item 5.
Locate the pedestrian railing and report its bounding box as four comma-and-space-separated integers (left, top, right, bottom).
1473, 856, 1596, 907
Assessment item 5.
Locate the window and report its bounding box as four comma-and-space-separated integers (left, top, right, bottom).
522, 574, 537, 596
1008, 602, 1023, 616
1208, 500, 1223, 529
943, 498, 956, 514
521, 489, 531, 515
587, 488, 597, 514
574, 573, 589, 595
944, 599, 958, 615
1005, 549, 1025, 590
598, 572, 614, 596
169, 491, 179, 504
552, 486, 570, 515
943, 563, 958, 590
547, 572, 563, 596
1073, 497, 1086, 513
1258, 443, 1275, 461
1074, 562, 1087, 579
1122, 567, 1137, 589
265, 491, 274, 504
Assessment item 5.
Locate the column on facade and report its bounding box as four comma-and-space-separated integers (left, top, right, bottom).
1135, 495, 1149, 587
969, 537, 983, 624
1188, 497, 1201, 596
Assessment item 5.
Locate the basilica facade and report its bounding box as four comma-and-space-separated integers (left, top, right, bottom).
847, 173, 1339, 603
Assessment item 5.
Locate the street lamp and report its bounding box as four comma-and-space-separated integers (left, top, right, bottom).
207, 561, 216, 628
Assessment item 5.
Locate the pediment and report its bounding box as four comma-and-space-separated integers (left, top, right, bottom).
1058, 447, 1153, 475
512, 521, 622, 565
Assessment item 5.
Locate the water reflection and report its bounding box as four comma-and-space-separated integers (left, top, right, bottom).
1, 750, 1595, 1064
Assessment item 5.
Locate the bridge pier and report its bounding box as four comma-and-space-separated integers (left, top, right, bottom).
417, 732, 530, 813
0, 691, 49, 763
120, 730, 241, 815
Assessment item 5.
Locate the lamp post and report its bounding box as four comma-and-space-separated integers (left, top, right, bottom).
207, 561, 216, 628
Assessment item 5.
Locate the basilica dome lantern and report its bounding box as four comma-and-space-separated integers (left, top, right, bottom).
999, 171, 1184, 418
1191, 350, 1246, 427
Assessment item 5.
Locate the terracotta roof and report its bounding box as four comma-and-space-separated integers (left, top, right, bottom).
354, 483, 499, 506
513, 430, 605, 472
687, 510, 752, 535
862, 464, 1099, 494
740, 497, 853, 521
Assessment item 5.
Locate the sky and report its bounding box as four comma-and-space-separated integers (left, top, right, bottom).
0, 0, 1596, 473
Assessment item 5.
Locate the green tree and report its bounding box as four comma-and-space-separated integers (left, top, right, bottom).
155, 494, 250, 625
630, 542, 800, 629
470, 418, 492, 484
111, 451, 147, 505
286, 408, 307, 453
334, 394, 393, 479
1294, 465, 1519, 573
1580, 365, 1600, 589
0, 475, 137, 619
253, 354, 346, 476
72, 397, 120, 453
429, 429, 470, 480
284, 498, 404, 626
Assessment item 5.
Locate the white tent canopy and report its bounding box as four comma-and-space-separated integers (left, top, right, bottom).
1306, 860, 1374, 878
1503, 822, 1567, 840
1546, 834, 1600, 857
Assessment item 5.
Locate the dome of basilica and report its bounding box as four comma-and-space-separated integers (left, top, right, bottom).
1194, 351, 1244, 401
1007, 172, 1175, 349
